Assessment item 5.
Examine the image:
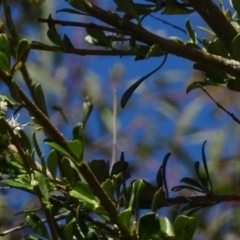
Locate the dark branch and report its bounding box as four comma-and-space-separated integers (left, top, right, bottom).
81, 1, 240, 79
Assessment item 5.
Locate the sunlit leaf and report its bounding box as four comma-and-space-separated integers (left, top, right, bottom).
117, 207, 133, 235
160, 217, 175, 237
1, 179, 33, 191
70, 182, 100, 206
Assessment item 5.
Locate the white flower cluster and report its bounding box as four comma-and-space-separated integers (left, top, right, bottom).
0, 100, 25, 135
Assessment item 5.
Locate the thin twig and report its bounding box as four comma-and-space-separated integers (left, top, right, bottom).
150, 14, 203, 45
37, 17, 132, 35
197, 84, 240, 124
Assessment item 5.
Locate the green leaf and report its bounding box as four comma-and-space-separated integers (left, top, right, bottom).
160, 217, 175, 237
185, 19, 197, 44
232, 0, 240, 16
33, 131, 47, 176
47, 149, 57, 179
101, 178, 114, 199
129, 179, 145, 208
12, 39, 31, 73
18, 129, 32, 151
0, 52, 11, 75
25, 213, 50, 239
152, 187, 167, 212
67, 0, 88, 13
45, 140, 72, 158
5, 7, 19, 41
208, 38, 228, 58
114, 0, 141, 23
231, 33, 240, 61
174, 215, 197, 240
62, 157, 81, 186
34, 83, 49, 117
117, 207, 133, 235
162, 0, 194, 15
63, 218, 75, 240
62, 34, 75, 51
171, 184, 204, 193
145, 44, 165, 58
33, 131, 44, 161
9, 80, 22, 103
72, 122, 83, 141
47, 14, 62, 46
82, 97, 93, 129
85, 28, 110, 47
198, 26, 215, 36
121, 55, 167, 108
88, 159, 109, 183
56, 8, 88, 15
138, 212, 160, 240
111, 160, 129, 177
34, 171, 50, 203
201, 141, 212, 192
160, 153, 171, 198
180, 177, 204, 191
0, 34, 11, 60
168, 36, 185, 44
0, 159, 25, 175
70, 182, 100, 206
186, 81, 219, 94
68, 139, 83, 160
1, 179, 33, 191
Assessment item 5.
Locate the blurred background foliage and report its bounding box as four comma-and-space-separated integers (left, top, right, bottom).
1, 0, 240, 239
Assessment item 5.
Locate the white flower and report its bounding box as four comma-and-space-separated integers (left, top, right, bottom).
0, 100, 8, 115
7, 114, 25, 135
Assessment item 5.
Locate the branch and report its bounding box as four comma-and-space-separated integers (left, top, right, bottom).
81, 1, 240, 79
188, 0, 237, 52
167, 193, 240, 206
37, 17, 132, 35
8, 38, 136, 56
